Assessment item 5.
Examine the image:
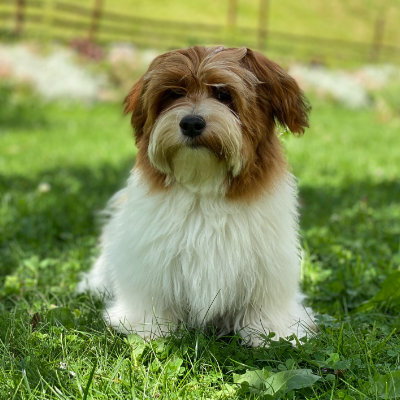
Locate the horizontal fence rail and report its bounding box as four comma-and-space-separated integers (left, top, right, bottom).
1, 0, 400, 65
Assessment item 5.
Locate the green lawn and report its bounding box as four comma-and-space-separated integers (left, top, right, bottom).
1, 95, 400, 399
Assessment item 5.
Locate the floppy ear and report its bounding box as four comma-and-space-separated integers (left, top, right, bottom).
244, 49, 310, 135
123, 76, 146, 142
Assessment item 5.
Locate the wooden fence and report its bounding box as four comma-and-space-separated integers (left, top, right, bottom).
1, 0, 400, 65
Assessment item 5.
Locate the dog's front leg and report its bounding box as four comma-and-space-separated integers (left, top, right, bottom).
238, 301, 314, 347
104, 298, 176, 340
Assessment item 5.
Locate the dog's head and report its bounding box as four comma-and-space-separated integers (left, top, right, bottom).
124, 46, 309, 200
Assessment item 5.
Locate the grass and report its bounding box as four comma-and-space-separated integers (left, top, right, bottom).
1, 91, 400, 398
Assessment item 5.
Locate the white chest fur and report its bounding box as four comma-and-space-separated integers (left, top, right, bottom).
78, 169, 312, 343
97, 169, 299, 328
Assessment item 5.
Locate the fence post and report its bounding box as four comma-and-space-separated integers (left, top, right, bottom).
41, 0, 54, 41
227, 0, 237, 29
88, 0, 102, 42
369, 14, 385, 62
15, 0, 25, 36
258, 0, 269, 50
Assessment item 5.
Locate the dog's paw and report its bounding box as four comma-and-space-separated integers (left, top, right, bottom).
104, 302, 176, 340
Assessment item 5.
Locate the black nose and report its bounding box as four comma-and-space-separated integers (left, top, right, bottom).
179, 115, 206, 138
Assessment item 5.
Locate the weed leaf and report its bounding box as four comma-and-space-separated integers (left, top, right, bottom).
233, 368, 271, 392
372, 371, 400, 399
234, 368, 320, 395
125, 334, 147, 358
357, 271, 400, 312
46, 307, 76, 328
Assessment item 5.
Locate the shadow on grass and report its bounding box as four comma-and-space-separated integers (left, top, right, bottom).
1, 160, 399, 313
0, 158, 134, 281
300, 180, 400, 231
299, 179, 400, 313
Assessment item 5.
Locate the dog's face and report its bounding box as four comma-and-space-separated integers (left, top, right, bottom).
124, 46, 309, 200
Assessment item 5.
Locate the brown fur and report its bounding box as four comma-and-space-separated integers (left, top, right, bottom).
124, 46, 309, 201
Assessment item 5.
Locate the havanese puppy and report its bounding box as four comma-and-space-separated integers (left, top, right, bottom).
77, 46, 314, 346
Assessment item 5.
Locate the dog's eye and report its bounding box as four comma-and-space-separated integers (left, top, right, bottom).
158, 89, 186, 112
167, 89, 186, 100
212, 86, 233, 104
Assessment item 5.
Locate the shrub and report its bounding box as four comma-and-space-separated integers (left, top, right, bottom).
0, 80, 46, 128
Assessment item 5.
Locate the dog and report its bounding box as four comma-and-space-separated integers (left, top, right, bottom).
77, 46, 314, 346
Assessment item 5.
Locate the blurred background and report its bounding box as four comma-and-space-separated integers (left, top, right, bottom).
1, 0, 400, 63
1, 0, 400, 105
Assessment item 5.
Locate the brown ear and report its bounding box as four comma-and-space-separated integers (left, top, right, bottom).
123, 76, 146, 142
244, 49, 310, 135
124, 76, 143, 114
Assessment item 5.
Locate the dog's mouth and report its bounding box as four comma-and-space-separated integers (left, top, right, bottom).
183, 136, 208, 150
183, 136, 201, 146
182, 134, 227, 161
